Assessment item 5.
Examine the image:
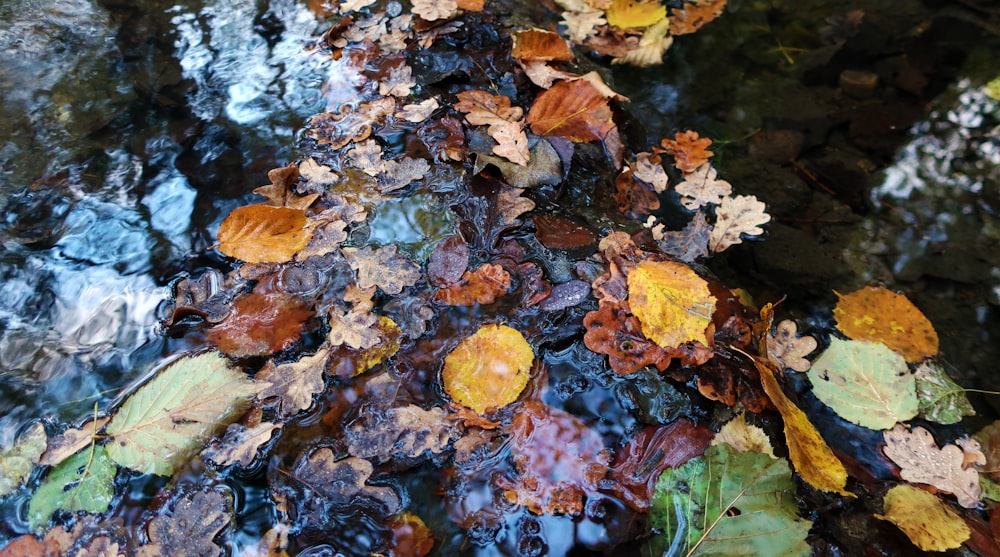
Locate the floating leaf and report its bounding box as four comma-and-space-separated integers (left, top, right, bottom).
345, 405, 460, 464
256, 348, 331, 417
343, 245, 422, 295
648, 443, 812, 557
709, 194, 771, 252
808, 338, 917, 430
883, 424, 984, 509
0, 422, 46, 497
657, 130, 713, 173
626, 260, 715, 348
252, 164, 320, 210
876, 484, 970, 552
434, 263, 512, 306
605, 0, 666, 29
216, 204, 313, 263
28, 445, 116, 530
201, 422, 282, 468
40, 417, 108, 467
915, 360, 974, 425
385, 511, 435, 557
674, 163, 732, 210
205, 289, 314, 358
441, 324, 534, 413
134, 489, 232, 557
713, 413, 775, 457
767, 319, 818, 372
669, 0, 729, 35
104, 352, 260, 476
511, 28, 574, 61
292, 448, 401, 514
526, 78, 616, 143
833, 286, 939, 363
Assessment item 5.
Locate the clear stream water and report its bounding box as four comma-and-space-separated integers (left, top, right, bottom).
0, 0, 998, 553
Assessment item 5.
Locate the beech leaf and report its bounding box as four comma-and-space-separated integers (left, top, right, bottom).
605, 0, 666, 29
626, 260, 715, 348
442, 324, 534, 413
27, 445, 116, 530
216, 204, 313, 263
833, 286, 939, 363
875, 484, 970, 552
0, 422, 46, 497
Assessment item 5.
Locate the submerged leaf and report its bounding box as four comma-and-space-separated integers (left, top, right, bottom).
876, 484, 970, 551
627, 260, 715, 348
833, 286, 939, 363
135, 489, 233, 557
27, 445, 116, 530
104, 352, 261, 476
0, 422, 46, 497
216, 204, 313, 263
441, 324, 534, 413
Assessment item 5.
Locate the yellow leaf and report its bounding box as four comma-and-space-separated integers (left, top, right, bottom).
442, 324, 534, 414
754, 357, 853, 497
876, 484, 970, 551
627, 260, 715, 348
833, 286, 938, 363
606, 0, 666, 29
217, 204, 313, 263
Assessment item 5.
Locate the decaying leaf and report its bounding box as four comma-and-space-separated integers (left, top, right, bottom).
307, 98, 395, 150
441, 324, 534, 413
455, 90, 530, 165
614, 167, 660, 218
914, 360, 975, 425
385, 511, 435, 557
833, 286, 939, 363
472, 136, 563, 188
655, 212, 711, 263
808, 338, 917, 430
205, 288, 314, 358
709, 194, 771, 252
613, 17, 673, 66
412, 0, 458, 21
511, 28, 574, 61
293, 448, 401, 514
398, 98, 439, 122
40, 417, 108, 467
561, 9, 607, 43
345, 405, 460, 463
627, 259, 715, 348
767, 319, 818, 372
658, 130, 714, 173
379, 157, 431, 193
648, 443, 812, 557
583, 301, 675, 374
493, 186, 536, 227
256, 348, 331, 417
675, 163, 732, 210
428, 235, 470, 287
605, 0, 666, 29
632, 152, 668, 192
201, 422, 282, 468
134, 489, 232, 557
883, 424, 985, 509
27, 445, 116, 530
252, 164, 320, 210
713, 413, 775, 458
0, 422, 46, 497
533, 214, 597, 250
216, 205, 314, 263
104, 351, 261, 476
343, 245, 422, 295
875, 484, 970, 552
434, 263, 512, 306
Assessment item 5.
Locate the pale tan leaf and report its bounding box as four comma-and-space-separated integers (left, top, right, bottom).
345, 405, 461, 463
342, 245, 422, 295
632, 152, 668, 193
412, 0, 458, 21
256, 348, 331, 416
346, 139, 385, 176
709, 194, 771, 252
766, 319, 818, 372
202, 422, 282, 467
883, 424, 985, 508
712, 413, 775, 458
397, 98, 439, 122
379, 157, 431, 192
675, 163, 732, 210
489, 121, 531, 165
561, 10, 607, 42
379, 63, 415, 97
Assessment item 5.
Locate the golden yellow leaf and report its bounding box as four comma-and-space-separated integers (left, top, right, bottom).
442, 324, 534, 413
217, 204, 313, 263
833, 286, 938, 363
626, 260, 715, 348
754, 356, 853, 496
876, 484, 970, 551
606, 0, 666, 29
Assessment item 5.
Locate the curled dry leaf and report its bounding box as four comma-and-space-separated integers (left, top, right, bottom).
674, 163, 732, 210
883, 424, 985, 508
216, 205, 314, 264
434, 263, 512, 306
658, 130, 714, 173
627, 260, 715, 349
766, 319, 818, 372
875, 484, 970, 552
252, 164, 321, 210
833, 285, 939, 363
441, 324, 534, 414
709, 194, 771, 252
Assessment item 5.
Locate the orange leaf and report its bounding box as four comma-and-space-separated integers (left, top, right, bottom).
434, 263, 512, 306
217, 204, 313, 263
626, 260, 715, 348
386, 511, 435, 557
526, 79, 615, 143
511, 28, 574, 61
669, 0, 729, 36
206, 289, 314, 357
833, 286, 939, 363
753, 356, 853, 496
657, 130, 714, 173
533, 215, 596, 250
441, 324, 534, 413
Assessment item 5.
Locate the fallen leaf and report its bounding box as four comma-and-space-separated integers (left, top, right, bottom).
379, 157, 430, 193
657, 130, 714, 173
216, 205, 314, 263
766, 319, 818, 372
648, 443, 812, 557
307, 98, 395, 150
104, 351, 260, 476
709, 194, 771, 252
675, 163, 733, 210
346, 139, 386, 176
205, 288, 314, 358
875, 484, 970, 551
537, 279, 590, 311
915, 360, 975, 425
397, 98, 439, 122
973, 421, 1000, 483
471, 135, 563, 188
655, 212, 711, 263
808, 338, 917, 430
441, 324, 534, 413
454, 90, 523, 129
614, 167, 660, 218
605, 0, 666, 29
627, 259, 715, 348
632, 152, 668, 192
526, 78, 616, 143
883, 424, 984, 509
561, 9, 607, 42
669, 0, 728, 36
385, 511, 435, 557
713, 413, 776, 457
0, 422, 46, 497
252, 164, 320, 210
134, 489, 232, 557
292, 448, 401, 514
488, 120, 531, 165
298, 157, 341, 191
345, 405, 460, 463
833, 286, 939, 363
201, 421, 282, 468
583, 301, 676, 374
612, 16, 673, 66
412, 0, 458, 21
434, 263, 512, 306
512, 28, 574, 61
379, 62, 415, 97
342, 245, 422, 295
327, 304, 381, 350
40, 417, 108, 467
533, 214, 596, 249
493, 186, 536, 228
428, 235, 470, 286
332, 315, 403, 376
27, 445, 116, 530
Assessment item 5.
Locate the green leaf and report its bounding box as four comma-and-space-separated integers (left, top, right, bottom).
0, 422, 46, 497
648, 444, 812, 557
105, 351, 260, 476
915, 360, 975, 425
808, 338, 917, 430
27, 445, 116, 531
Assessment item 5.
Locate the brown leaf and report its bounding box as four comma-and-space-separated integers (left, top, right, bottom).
455, 90, 523, 128
534, 214, 597, 250
614, 167, 660, 218
883, 424, 985, 508
766, 319, 817, 372
583, 301, 672, 374
216, 204, 314, 263
201, 421, 282, 468
669, 0, 728, 36
488, 120, 531, 165
655, 212, 711, 263
256, 348, 331, 417
526, 78, 616, 143
345, 405, 461, 463
471, 136, 564, 188
632, 152, 668, 192
40, 417, 108, 467
417, 115, 466, 162
342, 245, 422, 295
657, 130, 714, 173
135, 489, 232, 557
205, 287, 314, 358
428, 235, 470, 287
385, 511, 435, 557
307, 98, 396, 150
493, 186, 536, 228
435, 263, 512, 306
511, 28, 574, 61
252, 164, 320, 210
292, 448, 401, 514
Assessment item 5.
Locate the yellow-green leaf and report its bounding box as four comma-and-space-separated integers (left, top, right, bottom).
627, 260, 715, 348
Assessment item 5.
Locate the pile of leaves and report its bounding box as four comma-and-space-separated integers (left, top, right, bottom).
3, 1, 999, 556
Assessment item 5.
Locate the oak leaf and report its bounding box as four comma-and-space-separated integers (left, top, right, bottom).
307, 98, 395, 150
428, 235, 470, 286
709, 194, 771, 252
712, 413, 775, 458
605, 0, 666, 29
654, 212, 711, 263
675, 163, 732, 210
657, 130, 714, 173
378, 62, 415, 97
766, 319, 817, 372
397, 98, 439, 122
632, 152, 668, 192
627, 260, 715, 348
345, 405, 460, 463
441, 324, 534, 413
216, 204, 314, 263
201, 422, 282, 468
256, 348, 331, 417
342, 245, 421, 295
252, 164, 320, 210
412, 0, 458, 21
612, 16, 672, 66
833, 285, 939, 363
669, 0, 728, 36
875, 484, 970, 551
883, 424, 985, 508
135, 489, 233, 557
561, 9, 607, 42
434, 263, 512, 306
493, 186, 536, 228
292, 448, 401, 514
455, 90, 530, 165
379, 157, 430, 193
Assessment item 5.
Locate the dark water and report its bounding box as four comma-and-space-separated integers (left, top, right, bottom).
0, 0, 998, 554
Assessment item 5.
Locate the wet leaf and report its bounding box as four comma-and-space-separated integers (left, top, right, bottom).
292, 448, 401, 514
712, 413, 775, 457
657, 130, 714, 173
613, 16, 673, 66
675, 163, 732, 210
205, 289, 314, 358
379, 157, 430, 193
428, 235, 470, 287
216, 204, 313, 263
0, 422, 46, 497
808, 338, 917, 430
252, 164, 320, 210
875, 484, 970, 552
134, 489, 232, 557
648, 443, 812, 557
915, 360, 975, 425
632, 152, 668, 192
493, 186, 536, 227
104, 351, 260, 476
883, 424, 985, 509
342, 245, 422, 295
767, 319, 818, 372
307, 98, 395, 150
441, 324, 534, 413
669, 0, 728, 35
655, 212, 711, 262
385, 511, 435, 557
605, 0, 666, 29
256, 348, 331, 417
345, 405, 460, 463
27, 445, 116, 530
332, 316, 403, 376
614, 167, 660, 218
755, 356, 852, 496
412, 0, 458, 21
973, 421, 1000, 483
533, 214, 596, 249
434, 263, 512, 306
472, 136, 563, 188
41, 417, 108, 467
709, 194, 771, 252
627, 259, 715, 348
585, 302, 674, 374
511, 28, 574, 61
455, 90, 530, 165
201, 422, 282, 468
526, 78, 616, 143
833, 286, 939, 363
398, 98, 439, 123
